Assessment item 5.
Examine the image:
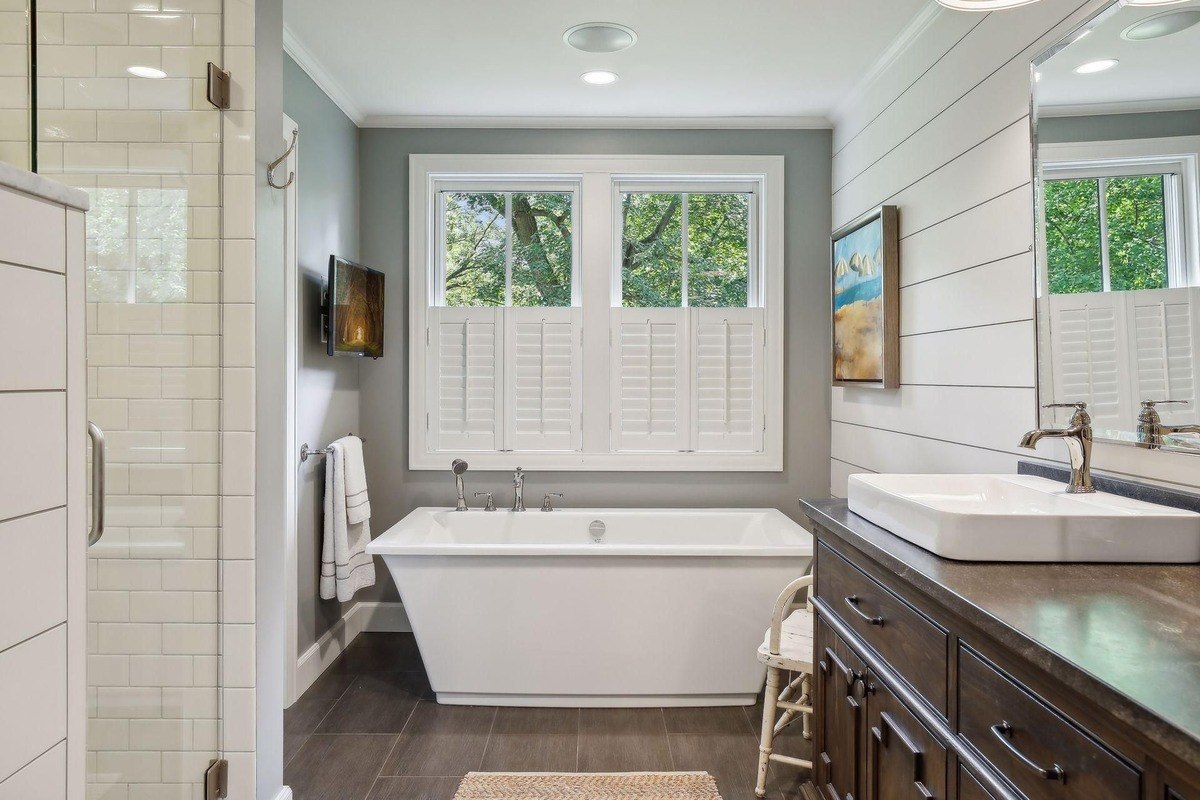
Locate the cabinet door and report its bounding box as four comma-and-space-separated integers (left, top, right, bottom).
864, 670, 947, 800
815, 615, 866, 800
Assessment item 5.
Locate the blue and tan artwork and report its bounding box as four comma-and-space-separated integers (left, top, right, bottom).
833, 216, 885, 381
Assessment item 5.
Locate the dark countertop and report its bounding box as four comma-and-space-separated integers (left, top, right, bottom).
800, 497, 1200, 768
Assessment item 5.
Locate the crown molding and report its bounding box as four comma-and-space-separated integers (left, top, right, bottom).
1038, 97, 1200, 119
282, 24, 366, 126
360, 114, 831, 130
830, 1, 945, 127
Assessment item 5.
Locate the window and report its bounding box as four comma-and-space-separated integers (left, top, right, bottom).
442, 191, 575, 307
1044, 174, 1174, 294
619, 190, 751, 308
1041, 145, 1199, 295
410, 155, 784, 471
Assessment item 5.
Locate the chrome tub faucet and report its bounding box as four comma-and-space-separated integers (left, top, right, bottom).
512, 467, 526, 512
1019, 402, 1094, 493
452, 459, 469, 511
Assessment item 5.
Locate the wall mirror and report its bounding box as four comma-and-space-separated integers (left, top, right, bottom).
1033, 0, 1200, 452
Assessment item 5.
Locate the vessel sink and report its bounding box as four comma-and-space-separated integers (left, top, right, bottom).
847, 474, 1200, 563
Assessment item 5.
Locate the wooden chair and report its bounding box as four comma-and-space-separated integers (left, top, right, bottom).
754, 575, 815, 798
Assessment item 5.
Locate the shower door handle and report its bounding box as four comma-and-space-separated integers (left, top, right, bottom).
88, 421, 106, 546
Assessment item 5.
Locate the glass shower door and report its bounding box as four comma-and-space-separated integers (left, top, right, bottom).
35, 2, 226, 795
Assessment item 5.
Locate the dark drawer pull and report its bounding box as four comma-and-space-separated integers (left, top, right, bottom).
990, 722, 1066, 783
844, 595, 884, 626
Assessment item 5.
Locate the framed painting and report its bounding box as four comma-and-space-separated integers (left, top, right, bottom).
831, 205, 899, 389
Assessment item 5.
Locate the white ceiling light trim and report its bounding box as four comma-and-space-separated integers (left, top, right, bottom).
1120, 0, 1191, 6
582, 70, 620, 85
564, 22, 637, 53
1121, 7, 1200, 39
935, 0, 1041, 10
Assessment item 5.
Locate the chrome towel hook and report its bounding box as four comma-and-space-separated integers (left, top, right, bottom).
268, 128, 298, 189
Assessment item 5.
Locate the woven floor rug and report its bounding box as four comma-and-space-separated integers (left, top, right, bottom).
452, 772, 723, 800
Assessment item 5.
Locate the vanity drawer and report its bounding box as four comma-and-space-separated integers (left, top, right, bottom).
957, 645, 1139, 800
816, 542, 948, 714
959, 766, 995, 800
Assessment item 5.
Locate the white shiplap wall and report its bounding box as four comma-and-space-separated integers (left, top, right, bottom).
829, 0, 1200, 496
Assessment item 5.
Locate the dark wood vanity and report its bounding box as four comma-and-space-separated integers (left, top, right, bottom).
801, 498, 1200, 800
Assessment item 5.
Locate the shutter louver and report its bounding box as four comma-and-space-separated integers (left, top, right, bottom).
505, 307, 583, 451
611, 308, 689, 452
1131, 289, 1200, 424
430, 307, 502, 452
1048, 293, 1126, 427
692, 308, 765, 452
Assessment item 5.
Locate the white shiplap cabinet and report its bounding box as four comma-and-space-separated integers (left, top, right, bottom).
0, 165, 88, 800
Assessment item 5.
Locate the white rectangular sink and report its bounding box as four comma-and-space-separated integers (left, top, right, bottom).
847, 474, 1200, 563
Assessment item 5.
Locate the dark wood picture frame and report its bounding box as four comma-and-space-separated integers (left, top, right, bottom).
831, 205, 899, 389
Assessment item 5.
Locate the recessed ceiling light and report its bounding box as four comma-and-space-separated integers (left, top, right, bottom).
1122, 8, 1200, 39
127, 65, 166, 79
1074, 58, 1119, 74
581, 70, 619, 86
564, 22, 637, 53
935, 0, 1041, 10
1122, 0, 1191, 6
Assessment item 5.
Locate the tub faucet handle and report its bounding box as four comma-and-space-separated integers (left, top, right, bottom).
541, 492, 564, 512
474, 492, 495, 512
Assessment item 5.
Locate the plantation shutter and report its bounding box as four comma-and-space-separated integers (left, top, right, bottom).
691, 308, 765, 452
428, 307, 503, 452
504, 307, 583, 451
1047, 293, 1127, 428
610, 308, 690, 452
1129, 289, 1200, 424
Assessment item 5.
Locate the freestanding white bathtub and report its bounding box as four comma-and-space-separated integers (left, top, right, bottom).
366, 507, 813, 707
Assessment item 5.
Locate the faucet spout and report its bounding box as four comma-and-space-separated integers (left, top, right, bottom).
1020, 403, 1095, 494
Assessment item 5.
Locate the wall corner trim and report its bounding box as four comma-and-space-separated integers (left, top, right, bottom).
282, 23, 366, 126
293, 601, 411, 702
830, 2, 945, 129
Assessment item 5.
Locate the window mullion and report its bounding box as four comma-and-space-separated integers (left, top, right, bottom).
504, 192, 513, 306
681, 192, 689, 308
1098, 177, 1112, 292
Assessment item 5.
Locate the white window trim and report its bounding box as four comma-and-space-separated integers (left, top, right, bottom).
1040, 136, 1200, 289
409, 153, 785, 472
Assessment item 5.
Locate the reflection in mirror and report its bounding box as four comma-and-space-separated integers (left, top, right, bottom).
1034, 0, 1200, 452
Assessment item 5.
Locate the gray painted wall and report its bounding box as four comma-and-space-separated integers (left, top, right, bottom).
283, 54, 364, 655
1038, 109, 1200, 144
357, 128, 833, 603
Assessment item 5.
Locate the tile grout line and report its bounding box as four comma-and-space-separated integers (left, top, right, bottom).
477, 705, 500, 772
661, 708, 676, 771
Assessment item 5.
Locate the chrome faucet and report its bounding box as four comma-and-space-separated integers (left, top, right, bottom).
511, 467, 526, 512
452, 459, 469, 511
1136, 399, 1200, 449
1019, 402, 1095, 493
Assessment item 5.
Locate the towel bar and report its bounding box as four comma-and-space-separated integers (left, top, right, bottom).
300, 434, 366, 463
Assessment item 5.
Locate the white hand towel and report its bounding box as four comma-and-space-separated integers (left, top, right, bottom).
340, 435, 371, 525
320, 441, 376, 603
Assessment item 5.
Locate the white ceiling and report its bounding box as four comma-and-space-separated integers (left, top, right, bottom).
1037, 0, 1200, 115
282, 0, 931, 126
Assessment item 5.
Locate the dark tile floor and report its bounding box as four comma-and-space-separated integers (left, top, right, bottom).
284, 633, 814, 800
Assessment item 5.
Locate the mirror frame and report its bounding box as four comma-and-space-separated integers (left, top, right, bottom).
1027, 0, 1200, 453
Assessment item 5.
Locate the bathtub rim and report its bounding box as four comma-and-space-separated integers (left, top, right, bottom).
366, 506, 815, 558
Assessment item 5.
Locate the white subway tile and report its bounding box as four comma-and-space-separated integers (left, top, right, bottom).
220, 559, 253, 624
160, 686, 217, 718
221, 688, 254, 751
88, 654, 131, 686
161, 559, 216, 591
95, 45, 160, 76
89, 590, 131, 622
97, 559, 160, 590
95, 687, 162, 720
64, 13, 129, 45
128, 719, 191, 751
159, 430, 217, 462
97, 622, 162, 654
129, 590, 194, 622
219, 495, 253, 560
129, 334, 191, 367
160, 622, 216, 655
161, 367, 219, 399
89, 719, 130, 750
221, 624, 254, 687
129, 12, 191, 45
63, 77, 129, 109
95, 750, 161, 783
219, 432, 253, 495
130, 654, 194, 686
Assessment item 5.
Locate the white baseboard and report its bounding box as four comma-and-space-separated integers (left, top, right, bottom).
292, 601, 411, 703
